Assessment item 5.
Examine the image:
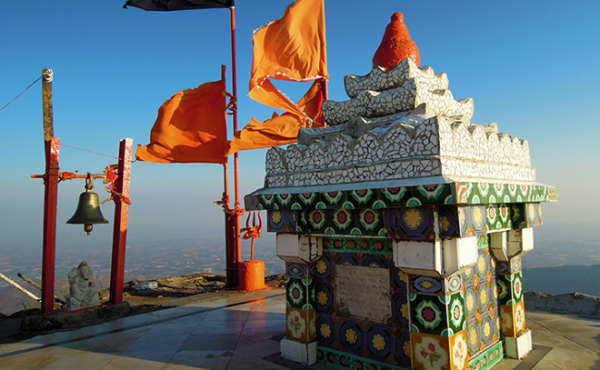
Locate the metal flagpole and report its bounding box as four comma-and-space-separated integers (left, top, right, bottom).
229, 5, 241, 287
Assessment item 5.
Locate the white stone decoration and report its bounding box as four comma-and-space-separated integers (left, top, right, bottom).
392, 236, 478, 277
505, 329, 533, 359
276, 234, 323, 264
280, 338, 317, 365
65, 261, 100, 312
490, 228, 535, 261
263, 57, 537, 188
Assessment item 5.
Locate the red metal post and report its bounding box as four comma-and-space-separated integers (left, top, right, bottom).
41, 137, 60, 315
230, 6, 241, 287
109, 138, 133, 304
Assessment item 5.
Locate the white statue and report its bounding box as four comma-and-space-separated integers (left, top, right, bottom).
65, 261, 100, 312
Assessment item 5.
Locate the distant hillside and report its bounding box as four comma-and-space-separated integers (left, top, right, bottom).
523, 264, 600, 296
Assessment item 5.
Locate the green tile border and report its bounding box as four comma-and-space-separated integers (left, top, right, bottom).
250, 182, 555, 211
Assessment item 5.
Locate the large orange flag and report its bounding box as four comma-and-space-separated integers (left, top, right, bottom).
226, 0, 327, 156
136, 77, 227, 164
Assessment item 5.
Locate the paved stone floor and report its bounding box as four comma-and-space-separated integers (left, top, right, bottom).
0, 289, 598, 369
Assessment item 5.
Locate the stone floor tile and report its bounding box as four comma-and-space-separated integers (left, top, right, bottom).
178, 333, 240, 352
191, 320, 245, 335
164, 350, 233, 370
56, 328, 145, 353
0, 346, 63, 370
124, 331, 190, 353
38, 349, 118, 370
535, 347, 600, 369
203, 308, 250, 322
101, 351, 176, 370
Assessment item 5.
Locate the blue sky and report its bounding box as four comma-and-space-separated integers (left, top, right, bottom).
1, 1, 598, 269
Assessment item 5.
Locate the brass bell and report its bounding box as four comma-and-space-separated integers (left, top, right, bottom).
67, 173, 109, 235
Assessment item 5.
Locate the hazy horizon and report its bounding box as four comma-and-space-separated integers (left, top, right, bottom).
1, 0, 598, 294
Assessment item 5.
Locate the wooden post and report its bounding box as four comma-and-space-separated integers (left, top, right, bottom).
109, 138, 133, 304
42, 69, 54, 141
41, 68, 59, 316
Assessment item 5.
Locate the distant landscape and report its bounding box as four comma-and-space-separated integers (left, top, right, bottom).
1, 226, 598, 315
0, 233, 282, 315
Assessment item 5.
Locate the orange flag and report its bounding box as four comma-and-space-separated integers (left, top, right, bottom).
227, 79, 324, 155
136, 77, 227, 164
226, 0, 328, 156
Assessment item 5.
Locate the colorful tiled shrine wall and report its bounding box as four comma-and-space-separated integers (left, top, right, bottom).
263, 181, 546, 369
267, 202, 542, 239
300, 236, 509, 370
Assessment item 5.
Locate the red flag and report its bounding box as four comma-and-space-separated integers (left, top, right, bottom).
136, 77, 227, 164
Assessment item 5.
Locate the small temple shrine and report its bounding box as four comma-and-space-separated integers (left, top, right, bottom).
245, 12, 558, 370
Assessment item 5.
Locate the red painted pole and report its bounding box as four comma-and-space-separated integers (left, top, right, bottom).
40, 68, 58, 316
41, 137, 60, 315
109, 138, 132, 304
230, 6, 241, 287
221, 64, 236, 287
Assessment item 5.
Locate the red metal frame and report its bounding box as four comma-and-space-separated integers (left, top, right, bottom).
109, 138, 133, 304
41, 138, 60, 315
230, 6, 241, 287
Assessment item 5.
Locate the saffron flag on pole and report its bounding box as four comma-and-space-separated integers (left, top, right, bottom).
135, 76, 228, 164
226, 0, 328, 156
123, 0, 233, 11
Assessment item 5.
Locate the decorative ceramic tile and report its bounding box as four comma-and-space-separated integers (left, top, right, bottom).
323, 237, 393, 255
385, 207, 437, 241
411, 332, 450, 370
499, 301, 525, 337
497, 271, 523, 307
285, 276, 315, 311
448, 293, 467, 335
285, 306, 316, 342
510, 203, 543, 229
449, 330, 469, 370
251, 183, 552, 212
462, 247, 500, 359
286, 262, 308, 279
314, 247, 410, 368
266, 210, 298, 232
410, 294, 448, 336
317, 346, 408, 370
294, 209, 388, 236
454, 183, 549, 205
467, 340, 503, 370
496, 256, 522, 275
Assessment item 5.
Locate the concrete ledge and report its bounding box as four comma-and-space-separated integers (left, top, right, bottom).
20, 302, 131, 332
525, 291, 600, 318
280, 338, 317, 365
505, 329, 533, 359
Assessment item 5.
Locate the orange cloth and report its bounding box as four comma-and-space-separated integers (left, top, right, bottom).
372, 12, 420, 69
136, 79, 227, 164
226, 0, 328, 156
249, 0, 328, 91
227, 80, 324, 156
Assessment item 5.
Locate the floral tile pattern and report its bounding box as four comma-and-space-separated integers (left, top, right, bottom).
285, 276, 314, 311
317, 346, 409, 370
286, 306, 316, 343
467, 341, 503, 370
411, 332, 450, 370
462, 246, 500, 359
322, 237, 394, 255
500, 301, 525, 337
249, 182, 553, 212
314, 243, 411, 369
